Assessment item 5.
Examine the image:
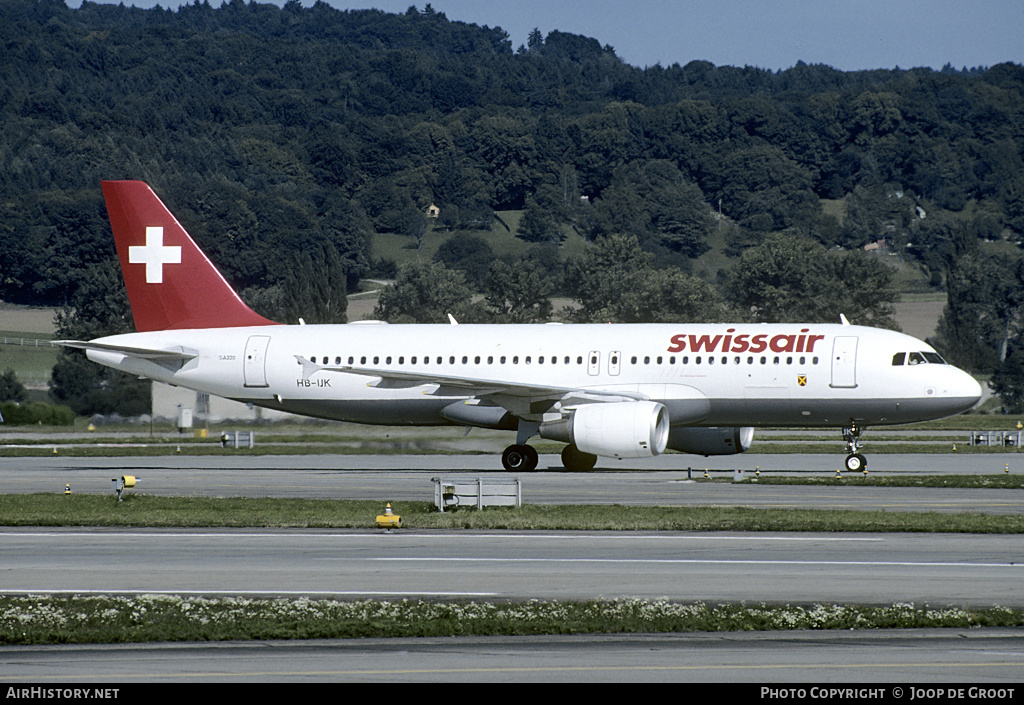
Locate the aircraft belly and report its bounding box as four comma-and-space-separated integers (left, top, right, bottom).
244, 396, 454, 425
712, 395, 979, 427
743, 384, 792, 424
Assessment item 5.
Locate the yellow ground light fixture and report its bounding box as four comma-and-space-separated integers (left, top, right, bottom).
113, 475, 136, 502
376, 503, 402, 530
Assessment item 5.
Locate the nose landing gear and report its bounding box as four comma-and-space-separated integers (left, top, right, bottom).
843, 423, 867, 472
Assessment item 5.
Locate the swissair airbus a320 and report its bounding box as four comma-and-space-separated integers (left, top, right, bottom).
60, 181, 983, 472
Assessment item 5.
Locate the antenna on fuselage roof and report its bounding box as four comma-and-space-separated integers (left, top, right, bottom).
448, 313, 459, 325
840, 314, 851, 326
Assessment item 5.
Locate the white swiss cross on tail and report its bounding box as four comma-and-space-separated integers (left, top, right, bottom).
129, 226, 181, 284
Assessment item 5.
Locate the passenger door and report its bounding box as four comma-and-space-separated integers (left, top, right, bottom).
830, 336, 858, 388
243, 335, 271, 388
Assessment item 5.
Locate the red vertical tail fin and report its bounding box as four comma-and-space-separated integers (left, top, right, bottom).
102, 180, 278, 332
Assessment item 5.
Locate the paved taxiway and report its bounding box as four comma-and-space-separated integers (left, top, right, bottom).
2, 452, 1022, 682
1, 453, 1022, 513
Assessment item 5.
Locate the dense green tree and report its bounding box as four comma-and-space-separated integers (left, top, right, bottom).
468, 115, 536, 210
571, 102, 646, 198
725, 233, 899, 328
565, 233, 726, 323
609, 267, 728, 324
372, 261, 479, 323
582, 160, 712, 258
10, 189, 112, 306
0, 370, 27, 403
432, 233, 495, 289
357, 178, 419, 235
630, 160, 712, 257
840, 183, 916, 248
516, 199, 563, 244
431, 151, 492, 230
564, 233, 652, 321
934, 242, 1024, 374
708, 145, 820, 232
279, 243, 350, 325
482, 258, 554, 323
990, 342, 1024, 413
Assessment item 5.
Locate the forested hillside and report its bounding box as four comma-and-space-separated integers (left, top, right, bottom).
2, 0, 1024, 412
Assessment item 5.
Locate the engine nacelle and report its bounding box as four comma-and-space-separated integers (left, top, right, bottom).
666, 426, 754, 456
540, 401, 669, 459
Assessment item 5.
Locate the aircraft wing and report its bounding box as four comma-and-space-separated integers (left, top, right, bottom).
56, 340, 199, 362
294, 356, 647, 416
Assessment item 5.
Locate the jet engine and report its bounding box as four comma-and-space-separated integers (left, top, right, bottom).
540, 401, 669, 458
666, 426, 754, 456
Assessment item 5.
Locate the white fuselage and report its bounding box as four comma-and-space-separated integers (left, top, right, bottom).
86, 321, 982, 430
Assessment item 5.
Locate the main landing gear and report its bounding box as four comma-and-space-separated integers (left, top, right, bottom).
843, 423, 867, 472
560, 443, 597, 472
501, 444, 538, 472
500, 443, 599, 472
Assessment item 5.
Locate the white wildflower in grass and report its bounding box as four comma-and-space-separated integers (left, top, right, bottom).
0, 596, 1021, 645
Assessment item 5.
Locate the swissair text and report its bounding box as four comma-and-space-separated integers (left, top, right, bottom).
668, 329, 825, 355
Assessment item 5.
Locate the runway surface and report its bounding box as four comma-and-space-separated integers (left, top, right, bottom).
3, 630, 1024, 683
3, 528, 1023, 605
2, 452, 1023, 682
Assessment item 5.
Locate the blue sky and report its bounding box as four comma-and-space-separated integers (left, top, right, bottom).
68, 0, 1023, 71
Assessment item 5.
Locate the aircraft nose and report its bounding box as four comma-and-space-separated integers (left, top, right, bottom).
947, 368, 983, 411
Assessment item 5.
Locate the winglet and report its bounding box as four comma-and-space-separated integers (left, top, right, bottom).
102, 180, 278, 332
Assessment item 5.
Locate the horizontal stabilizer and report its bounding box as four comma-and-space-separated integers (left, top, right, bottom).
56, 340, 198, 361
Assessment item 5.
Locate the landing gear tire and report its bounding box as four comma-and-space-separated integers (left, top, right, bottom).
502, 444, 539, 472
842, 424, 867, 473
844, 453, 867, 472
561, 444, 597, 472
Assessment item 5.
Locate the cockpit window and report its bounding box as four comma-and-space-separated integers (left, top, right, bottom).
892, 351, 947, 366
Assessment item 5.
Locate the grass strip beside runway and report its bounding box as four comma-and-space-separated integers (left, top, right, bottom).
2, 595, 1022, 645
2, 494, 1022, 533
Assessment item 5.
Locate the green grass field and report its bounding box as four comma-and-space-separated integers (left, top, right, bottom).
0, 332, 58, 389
2, 491, 1022, 532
